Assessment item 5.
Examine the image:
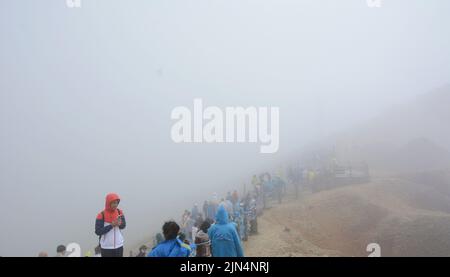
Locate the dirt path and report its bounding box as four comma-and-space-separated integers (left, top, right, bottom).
243, 176, 450, 257
243, 192, 341, 257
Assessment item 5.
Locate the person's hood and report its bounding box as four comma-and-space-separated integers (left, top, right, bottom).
105, 193, 120, 211
215, 205, 229, 224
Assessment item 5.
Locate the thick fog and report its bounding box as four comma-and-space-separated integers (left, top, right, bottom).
1, 0, 449, 256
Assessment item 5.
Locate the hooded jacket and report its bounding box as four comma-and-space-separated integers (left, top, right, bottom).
147, 239, 191, 257
95, 193, 126, 249
207, 205, 244, 257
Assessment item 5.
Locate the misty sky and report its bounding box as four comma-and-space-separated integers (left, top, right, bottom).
1, 0, 449, 256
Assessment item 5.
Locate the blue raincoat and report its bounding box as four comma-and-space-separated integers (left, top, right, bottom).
147, 238, 191, 257
208, 205, 244, 257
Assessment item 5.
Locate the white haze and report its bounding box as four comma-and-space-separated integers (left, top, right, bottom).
1, 0, 449, 256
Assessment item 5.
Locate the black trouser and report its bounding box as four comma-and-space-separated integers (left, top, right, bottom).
250, 219, 258, 234
101, 246, 123, 257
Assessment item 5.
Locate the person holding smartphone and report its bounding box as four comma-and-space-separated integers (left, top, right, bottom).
95, 193, 126, 257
